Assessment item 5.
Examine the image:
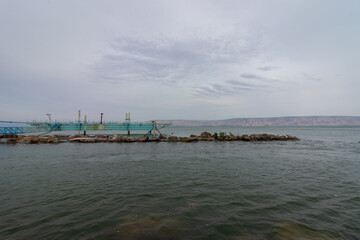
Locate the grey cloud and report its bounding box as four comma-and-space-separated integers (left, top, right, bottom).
240, 73, 263, 80
302, 73, 322, 82
193, 80, 260, 98
91, 32, 262, 86
257, 66, 280, 71
226, 80, 256, 88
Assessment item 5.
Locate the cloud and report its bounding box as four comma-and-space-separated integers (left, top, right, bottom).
90, 30, 263, 88
240, 73, 263, 80
257, 66, 280, 71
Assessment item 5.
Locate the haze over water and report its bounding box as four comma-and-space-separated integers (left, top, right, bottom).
1, 126, 359, 239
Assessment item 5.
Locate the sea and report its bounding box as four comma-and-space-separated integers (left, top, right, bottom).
0, 126, 359, 240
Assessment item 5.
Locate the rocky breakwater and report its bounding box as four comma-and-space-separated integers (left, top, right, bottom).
0, 132, 299, 145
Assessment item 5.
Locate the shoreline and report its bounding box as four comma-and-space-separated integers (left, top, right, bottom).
0, 132, 299, 144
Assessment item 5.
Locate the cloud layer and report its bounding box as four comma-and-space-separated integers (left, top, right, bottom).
1, 0, 359, 121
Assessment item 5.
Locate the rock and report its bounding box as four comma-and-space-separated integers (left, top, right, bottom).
199, 136, 215, 141
1, 138, 18, 144
137, 136, 149, 142
167, 136, 179, 142
48, 137, 60, 143
224, 136, 232, 141
37, 137, 49, 143
179, 137, 190, 142
148, 137, 161, 142
4, 133, 18, 139
200, 132, 212, 138
230, 135, 238, 141
96, 134, 108, 139
124, 136, 137, 142
95, 138, 108, 142
241, 134, 251, 141
69, 137, 96, 143
190, 134, 198, 138
19, 136, 40, 144
189, 137, 198, 142
113, 136, 125, 142
159, 135, 167, 140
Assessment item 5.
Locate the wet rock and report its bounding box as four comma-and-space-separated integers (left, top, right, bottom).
190, 134, 198, 138
95, 138, 108, 143
18, 136, 40, 144
96, 134, 108, 139
224, 136, 232, 141
113, 136, 125, 142
38, 136, 49, 143
189, 136, 198, 142
179, 137, 190, 142
1, 138, 18, 144
137, 136, 149, 142
241, 134, 251, 141
159, 134, 167, 140
69, 138, 95, 143
167, 136, 179, 142
4, 133, 18, 139
200, 132, 212, 138
148, 137, 161, 142
277, 134, 299, 141
124, 136, 137, 142
230, 135, 238, 141
199, 136, 215, 141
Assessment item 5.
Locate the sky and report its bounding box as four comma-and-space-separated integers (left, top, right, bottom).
1, 0, 359, 122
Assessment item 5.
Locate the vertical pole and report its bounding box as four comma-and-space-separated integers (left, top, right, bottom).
78, 110, 81, 135
100, 113, 104, 124
126, 112, 131, 136
84, 115, 87, 136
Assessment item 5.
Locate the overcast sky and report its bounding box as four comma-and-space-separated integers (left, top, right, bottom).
1, 0, 359, 122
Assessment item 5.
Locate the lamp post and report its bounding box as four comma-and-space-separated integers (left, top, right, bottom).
100, 113, 104, 124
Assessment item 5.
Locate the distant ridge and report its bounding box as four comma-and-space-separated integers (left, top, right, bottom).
156, 116, 360, 127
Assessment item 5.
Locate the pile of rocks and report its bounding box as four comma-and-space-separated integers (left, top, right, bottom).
0, 132, 299, 144
166, 132, 299, 142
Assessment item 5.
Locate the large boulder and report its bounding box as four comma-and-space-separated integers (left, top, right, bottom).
69, 137, 96, 143
148, 137, 161, 142
240, 134, 251, 141
19, 136, 40, 144
179, 137, 190, 142
124, 136, 137, 142
95, 138, 108, 143
137, 136, 149, 142
167, 136, 179, 142
200, 132, 212, 138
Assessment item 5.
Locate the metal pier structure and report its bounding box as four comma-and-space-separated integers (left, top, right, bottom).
0, 112, 171, 135
0, 122, 170, 135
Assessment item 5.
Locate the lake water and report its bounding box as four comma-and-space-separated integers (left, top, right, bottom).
0, 126, 359, 239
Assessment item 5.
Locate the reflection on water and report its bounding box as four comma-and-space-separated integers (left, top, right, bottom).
116, 215, 183, 240
271, 221, 343, 240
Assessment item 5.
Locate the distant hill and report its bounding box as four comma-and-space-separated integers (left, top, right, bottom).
156, 116, 360, 126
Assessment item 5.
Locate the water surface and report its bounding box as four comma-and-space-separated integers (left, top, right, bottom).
0, 126, 359, 239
